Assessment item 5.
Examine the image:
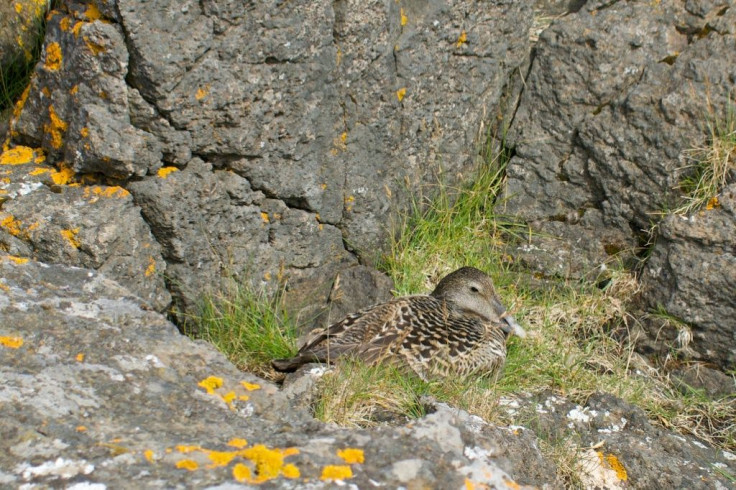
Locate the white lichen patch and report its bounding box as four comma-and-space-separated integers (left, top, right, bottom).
598, 417, 627, 434
722, 450, 736, 461
692, 440, 707, 449
66, 483, 107, 490
16, 457, 94, 480
567, 406, 597, 426
578, 450, 626, 490
464, 445, 493, 461
391, 459, 424, 482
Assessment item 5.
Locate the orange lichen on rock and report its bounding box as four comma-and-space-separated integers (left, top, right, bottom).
44, 42, 63, 71
337, 448, 365, 464
321, 465, 353, 481
50, 165, 75, 185
45, 105, 68, 149
0, 146, 35, 165
60, 16, 71, 31
83, 3, 103, 21
83, 36, 105, 55
176, 459, 198, 471
232, 463, 252, 482
157, 166, 179, 179
143, 449, 155, 463
145, 256, 156, 277
400, 8, 407, 26
0, 336, 24, 349
61, 228, 81, 248
396, 87, 407, 102
456, 30, 467, 47
706, 196, 720, 210
240, 381, 261, 391
197, 376, 224, 394
3, 255, 30, 265
227, 438, 248, 449
596, 451, 628, 481
195, 85, 210, 100
76, 353, 85, 362
240, 445, 298, 483
1, 215, 26, 238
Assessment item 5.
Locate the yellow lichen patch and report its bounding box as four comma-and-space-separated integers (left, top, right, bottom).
706, 196, 720, 210
145, 256, 156, 277
4, 255, 30, 265
76, 425, 87, 432
72, 21, 84, 38
176, 459, 198, 471
282, 463, 300, 479
503, 477, 521, 490
44, 42, 63, 71
232, 463, 252, 482
456, 30, 467, 47
321, 465, 353, 481
195, 85, 210, 101
221, 391, 237, 405
176, 445, 202, 454
143, 449, 155, 463
261, 212, 270, 223
227, 438, 248, 449
1, 215, 25, 237
80, 127, 89, 138
83, 3, 103, 21
41, 86, 51, 97
240, 381, 261, 391
50, 165, 75, 185
605, 453, 628, 481
0, 146, 35, 165
465, 478, 475, 490
0, 336, 24, 349
198, 376, 224, 394
70, 84, 79, 95
13, 85, 31, 121
83, 36, 105, 55
400, 8, 407, 26
60, 228, 81, 248
396, 87, 407, 102
337, 448, 364, 464
45, 105, 68, 149
60, 16, 71, 31
207, 450, 237, 468
15, 2, 23, 14
76, 352, 85, 362
157, 166, 179, 179
240, 444, 294, 483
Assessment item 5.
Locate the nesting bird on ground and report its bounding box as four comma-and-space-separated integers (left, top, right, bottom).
272, 267, 526, 380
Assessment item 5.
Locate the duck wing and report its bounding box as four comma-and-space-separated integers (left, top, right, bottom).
271, 297, 419, 372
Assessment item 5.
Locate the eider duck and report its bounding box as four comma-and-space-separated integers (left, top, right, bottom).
272, 267, 525, 380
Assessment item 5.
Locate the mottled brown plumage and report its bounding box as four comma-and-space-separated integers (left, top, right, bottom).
272, 267, 525, 380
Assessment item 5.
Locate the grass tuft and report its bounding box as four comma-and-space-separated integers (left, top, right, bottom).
187, 282, 298, 380
675, 96, 735, 215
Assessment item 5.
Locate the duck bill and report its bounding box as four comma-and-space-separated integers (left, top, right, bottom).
500, 313, 526, 338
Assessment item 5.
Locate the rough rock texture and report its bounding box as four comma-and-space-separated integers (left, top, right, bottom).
0, 0, 49, 70
499, 392, 736, 489
0, 256, 534, 489
0, 148, 170, 311
5, 0, 535, 320
638, 184, 736, 369
499, 0, 736, 368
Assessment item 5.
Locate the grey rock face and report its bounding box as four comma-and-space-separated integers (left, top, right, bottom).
0, 154, 170, 311
6, 0, 536, 320
500, 1, 735, 277
639, 184, 736, 369
498, 1, 736, 368
500, 392, 736, 489
0, 0, 49, 70
0, 256, 531, 489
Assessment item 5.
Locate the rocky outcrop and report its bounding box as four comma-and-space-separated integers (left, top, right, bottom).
0, 255, 534, 488
3, 256, 733, 488
0, 0, 49, 72
498, 0, 735, 368
3, 0, 534, 321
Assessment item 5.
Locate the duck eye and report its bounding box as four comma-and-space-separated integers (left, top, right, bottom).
470, 286, 480, 293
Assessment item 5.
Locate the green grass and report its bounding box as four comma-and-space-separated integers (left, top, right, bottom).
187, 282, 298, 380
188, 127, 734, 485
675, 96, 735, 215
0, 4, 49, 114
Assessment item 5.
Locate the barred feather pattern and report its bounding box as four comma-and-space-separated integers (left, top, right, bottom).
271, 267, 521, 380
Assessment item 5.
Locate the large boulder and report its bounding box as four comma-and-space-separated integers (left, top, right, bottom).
0, 255, 535, 489
6, 0, 535, 320
498, 0, 735, 368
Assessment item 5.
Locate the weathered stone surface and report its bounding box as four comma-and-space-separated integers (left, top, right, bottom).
0, 150, 170, 311
638, 184, 736, 369
0, 0, 48, 70
500, 0, 735, 278
499, 392, 736, 489
6, 0, 536, 320
14, 5, 162, 179
0, 256, 532, 489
